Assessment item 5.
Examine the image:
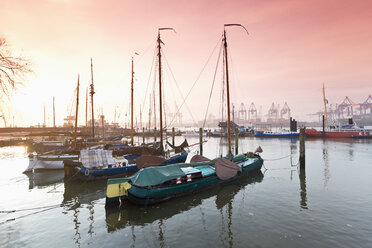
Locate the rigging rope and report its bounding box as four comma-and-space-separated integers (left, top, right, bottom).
141, 43, 157, 115
161, 50, 197, 127
202, 40, 223, 129
165, 36, 223, 128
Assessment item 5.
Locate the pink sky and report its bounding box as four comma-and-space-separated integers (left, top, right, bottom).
1, 0, 372, 127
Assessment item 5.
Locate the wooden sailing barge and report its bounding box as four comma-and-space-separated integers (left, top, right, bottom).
105, 25, 263, 207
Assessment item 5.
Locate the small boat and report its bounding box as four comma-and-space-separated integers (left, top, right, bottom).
182, 130, 207, 137
255, 130, 299, 138
105, 152, 263, 206
64, 149, 188, 181
105, 171, 264, 232
24, 153, 79, 173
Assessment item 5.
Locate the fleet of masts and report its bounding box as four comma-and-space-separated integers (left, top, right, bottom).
65, 24, 251, 155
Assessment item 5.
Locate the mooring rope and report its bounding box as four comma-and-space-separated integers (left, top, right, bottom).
0, 205, 59, 225
263, 153, 300, 169
263, 154, 292, 161
0, 204, 62, 214
1, 167, 81, 215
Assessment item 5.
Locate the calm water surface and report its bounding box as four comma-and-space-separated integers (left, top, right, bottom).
0, 137, 371, 248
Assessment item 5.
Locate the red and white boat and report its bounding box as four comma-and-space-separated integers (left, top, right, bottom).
307, 84, 371, 138
305, 127, 370, 138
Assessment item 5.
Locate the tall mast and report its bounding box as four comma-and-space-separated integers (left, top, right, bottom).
157, 28, 175, 151
85, 87, 88, 127
223, 24, 249, 155
53, 96, 55, 128
74, 75, 80, 149
323, 83, 329, 128
157, 30, 164, 150
148, 93, 152, 129
140, 104, 142, 129
90, 58, 95, 139
114, 106, 117, 123
223, 29, 232, 154
153, 93, 156, 130
131, 56, 134, 146
130, 53, 138, 146
43, 104, 46, 127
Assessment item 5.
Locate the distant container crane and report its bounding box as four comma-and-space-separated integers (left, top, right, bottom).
267, 102, 279, 121
337, 95, 372, 118
280, 102, 291, 119
311, 95, 372, 126
248, 102, 258, 121
238, 103, 247, 121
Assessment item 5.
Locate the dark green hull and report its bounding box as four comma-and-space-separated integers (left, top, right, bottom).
127, 157, 263, 205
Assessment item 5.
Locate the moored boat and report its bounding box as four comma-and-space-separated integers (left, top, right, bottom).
306, 84, 371, 138
105, 152, 263, 206
24, 153, 79, 173
305, 127, 370, 138
105, 24, 263, 207
105, 170, 264, 232
64, 149, 188, 181
255, 130, 299, 138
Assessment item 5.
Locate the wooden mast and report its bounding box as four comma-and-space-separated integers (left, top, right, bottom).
130, 53, 138, 146
157, 30, 164, 151
157, 28, 175, 151
148, 93, 152, 130
53, 96, 55, 128
223, 24, 249, 155
223, 29, 232, 154
85, 87, 88, 127
131, 56, 134, 146
322, 83, 329, 129
74, 74, 80, 149
153, 92, 156, 130
90, 58, 95, 139
43, 104, 46, 127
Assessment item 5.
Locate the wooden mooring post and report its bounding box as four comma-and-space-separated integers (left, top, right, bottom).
199, 127, 203, 156
299, 128, 306, 169
235, 127, 239, 155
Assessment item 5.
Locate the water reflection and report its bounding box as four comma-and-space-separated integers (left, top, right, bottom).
299, 168, 307, 209
322, 141, 331, 188
63, 180, 107, 205
25, 170, 64, 189
105, 171, 264, 240
73, 206, 81, 248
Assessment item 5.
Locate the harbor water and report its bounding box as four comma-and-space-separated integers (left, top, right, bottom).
0, 137, 371, 248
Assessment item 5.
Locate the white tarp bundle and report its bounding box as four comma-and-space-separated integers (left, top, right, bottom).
80, 149, 115, 168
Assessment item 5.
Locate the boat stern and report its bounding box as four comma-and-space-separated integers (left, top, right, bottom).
105, 178, 132, 207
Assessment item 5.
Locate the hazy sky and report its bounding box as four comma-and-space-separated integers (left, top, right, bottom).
1, 0, 372, 127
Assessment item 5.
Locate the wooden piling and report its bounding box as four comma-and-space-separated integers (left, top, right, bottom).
142, 127, 145, 145
299, 128, 306, 169
154, 127, 157, 142
235, 127, 239, 155
199, 127, 203, 156
172, 127, 175, 147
